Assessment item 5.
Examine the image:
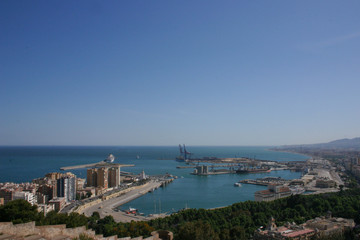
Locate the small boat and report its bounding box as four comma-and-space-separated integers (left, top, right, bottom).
234, 182, 242, 187
125, 207, 137, 214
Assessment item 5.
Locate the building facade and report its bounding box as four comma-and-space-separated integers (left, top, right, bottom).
254, 184, 292, 202
87, 166, 121, 189
108, 166, 120, 188
254, 214, 355, 240
57, 175, 76, 202
13, 191, 35, 205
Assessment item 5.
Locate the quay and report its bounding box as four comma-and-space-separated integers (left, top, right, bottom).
185, 163, 282, 176
251, 158, 346, 202
191, 169, 236, 175
184, 157, 277, 164
75, 177, 174, 222
240, 177, 290, 186
189, 164, 239, 175
177, 163, 240, 169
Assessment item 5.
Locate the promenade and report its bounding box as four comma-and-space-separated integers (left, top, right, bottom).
79, 180, 168, 222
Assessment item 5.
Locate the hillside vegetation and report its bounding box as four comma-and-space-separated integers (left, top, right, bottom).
2, 188, 360, 239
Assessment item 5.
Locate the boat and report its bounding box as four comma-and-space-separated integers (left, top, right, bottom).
289, 186, 305, 195
234, 182, 242, 187
125, 207, 137, 214
104, 154, 115, 163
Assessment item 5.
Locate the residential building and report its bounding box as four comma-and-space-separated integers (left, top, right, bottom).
97, 167, 108, 189
254, 214, 355, 240
306, 213, 355, 237
13, 191, 35, 205
48, 197, 66, 211
37, 184, 56, 203
76, 178, 86, 190
254, 217, 315, 240
87, 168, 97, 187
37, 204, 55, 216
87, 166, 121, 189
0, 189, 13, 204
108, 166, 120, 187
57, 175, 76, 202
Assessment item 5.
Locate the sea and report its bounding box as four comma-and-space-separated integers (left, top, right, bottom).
0, 146, 308, 215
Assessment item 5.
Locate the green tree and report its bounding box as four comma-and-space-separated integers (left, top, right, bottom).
0, 199, 40, 224
177, 220, 219, 240
72, 233, 95, 240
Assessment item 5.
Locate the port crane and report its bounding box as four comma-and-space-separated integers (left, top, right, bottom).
178, 144, 193, 160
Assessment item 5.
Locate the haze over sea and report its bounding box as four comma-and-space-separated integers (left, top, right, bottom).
0, 146, 308, 215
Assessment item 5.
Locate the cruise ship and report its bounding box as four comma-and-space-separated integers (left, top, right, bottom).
104, 154, 115, 163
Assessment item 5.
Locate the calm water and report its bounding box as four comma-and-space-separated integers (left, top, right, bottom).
0, 146, 308, 214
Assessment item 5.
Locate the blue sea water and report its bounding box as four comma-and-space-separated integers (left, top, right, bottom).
0, 146, 308, 214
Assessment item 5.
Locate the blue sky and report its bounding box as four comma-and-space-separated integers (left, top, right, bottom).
1, 1, 360, 146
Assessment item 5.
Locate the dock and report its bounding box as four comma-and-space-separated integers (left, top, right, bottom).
75, 177, 174, 222
240, 177, 290, 186
190, 169, 236, 175
176, 163, 240, 169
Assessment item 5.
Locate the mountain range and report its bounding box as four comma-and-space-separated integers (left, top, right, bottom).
280, 137, 360, 151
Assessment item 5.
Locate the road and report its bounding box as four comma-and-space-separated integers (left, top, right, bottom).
79, 180, 167, 222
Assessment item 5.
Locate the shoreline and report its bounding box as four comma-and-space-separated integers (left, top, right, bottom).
267, 147, 312, 160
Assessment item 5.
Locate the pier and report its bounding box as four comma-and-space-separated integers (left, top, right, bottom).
189, 164, 239, 175
60, 162, 134, 171
75, 176, 174, 222
240, 177, 290, 186
176, 163, 240, 169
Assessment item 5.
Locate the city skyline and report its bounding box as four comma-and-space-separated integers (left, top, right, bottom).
1, 1, 360, 146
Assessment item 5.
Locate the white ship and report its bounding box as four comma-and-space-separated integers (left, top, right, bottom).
104, 154, 115, 163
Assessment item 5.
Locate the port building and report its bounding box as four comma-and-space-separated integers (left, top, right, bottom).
193, 165, 209, 175
254, 184, 292, 202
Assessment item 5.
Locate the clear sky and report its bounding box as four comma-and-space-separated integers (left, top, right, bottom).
1, 1, 360, 146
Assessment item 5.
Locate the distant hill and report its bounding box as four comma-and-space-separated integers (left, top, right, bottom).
280, 137, 360, 151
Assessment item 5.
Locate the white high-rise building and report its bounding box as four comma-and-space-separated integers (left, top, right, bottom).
57, 176, 76, 202
13, 191, 35, 205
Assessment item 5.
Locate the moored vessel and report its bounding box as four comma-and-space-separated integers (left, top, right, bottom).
234, 182, 242, 187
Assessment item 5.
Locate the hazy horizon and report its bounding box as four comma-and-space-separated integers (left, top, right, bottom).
1, 136, 358, 147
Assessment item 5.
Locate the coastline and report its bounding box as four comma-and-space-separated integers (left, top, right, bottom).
267, 147, 312, 160
1, 146, 309, 216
